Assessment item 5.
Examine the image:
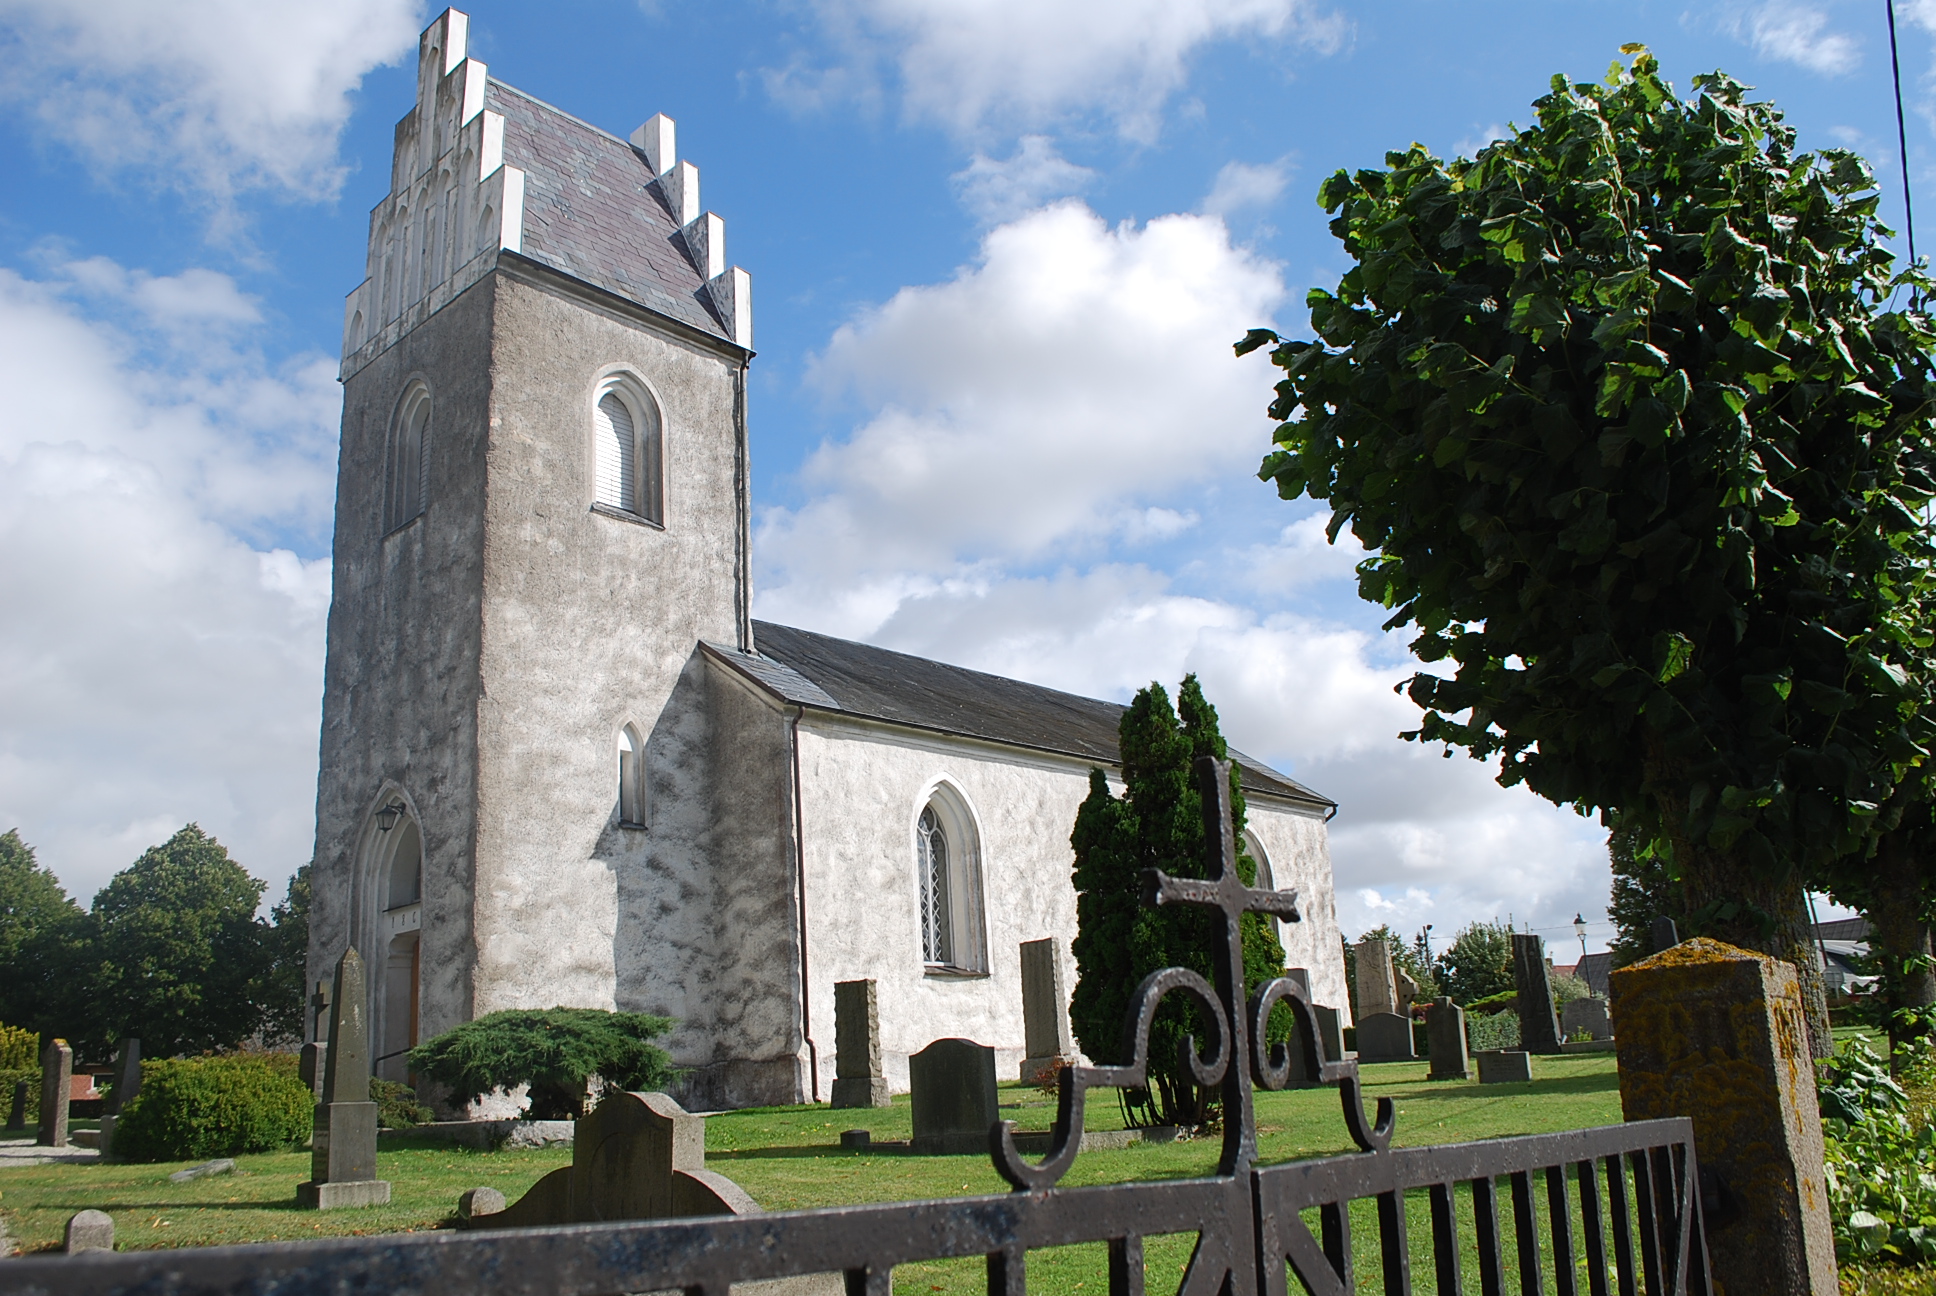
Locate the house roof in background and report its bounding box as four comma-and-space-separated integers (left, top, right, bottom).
704, 621, 1335, 811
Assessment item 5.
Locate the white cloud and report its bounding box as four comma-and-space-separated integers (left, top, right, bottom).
1199, 157, 1293, 217
0, 0, 422, 218
952, 136, 1096, 225
0, 258, 339, 902
1243, 513, 1368, 591
1723, 2, 1861, 75
1449, 123, 1508, 161
770, 0, 1348, 141
759, 199, 1285, 628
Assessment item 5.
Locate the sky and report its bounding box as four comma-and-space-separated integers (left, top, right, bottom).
0, 0, 1914, 955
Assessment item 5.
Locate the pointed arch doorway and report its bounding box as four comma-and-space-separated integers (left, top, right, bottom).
362, 798, 423, 1084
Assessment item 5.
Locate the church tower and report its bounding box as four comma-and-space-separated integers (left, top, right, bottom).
309, 9, 767, 1096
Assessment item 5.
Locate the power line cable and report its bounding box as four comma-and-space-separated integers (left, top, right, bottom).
1889, 0, 1919, 271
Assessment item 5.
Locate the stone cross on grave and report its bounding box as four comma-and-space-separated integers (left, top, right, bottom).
1140, 757, 1306, 1176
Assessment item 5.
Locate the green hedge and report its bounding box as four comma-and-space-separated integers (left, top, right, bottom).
112, 1053, 312, 1162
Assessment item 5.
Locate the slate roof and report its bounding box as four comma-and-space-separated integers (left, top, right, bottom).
486, 81, 729, 343
704, 620, 1334, 810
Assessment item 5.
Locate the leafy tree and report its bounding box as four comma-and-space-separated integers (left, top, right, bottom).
253, 865, 311, 1048
1069, 676, 1287, 1128
0, 829, 86, 1037
1608, 818, 1684, 968
1830, 804, 1936, 1066
1434, 920, 1515, 1006
1243, 50, 1936, 1056
406, 1008, 678, 1119
85, 825, 270, 1058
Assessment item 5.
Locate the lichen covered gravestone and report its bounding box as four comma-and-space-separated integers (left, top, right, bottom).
1019, 937, 1074, 1082
830, 979, 889, 1109
1611, 938, 1836, 1296
1425, 997, 1469, 1080
297, 948, 390, 1209
1511, 933, 1563, 1054
909, 1038, 998, 1155
36, 1038, 71, 1148
1352, 938, 1399, 1019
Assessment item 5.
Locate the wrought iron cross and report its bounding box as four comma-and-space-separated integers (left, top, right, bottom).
991, 755, 1393, 1192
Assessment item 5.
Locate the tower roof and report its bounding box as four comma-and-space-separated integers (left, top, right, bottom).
487, 81, 731, 343
708, 621, 1335, 812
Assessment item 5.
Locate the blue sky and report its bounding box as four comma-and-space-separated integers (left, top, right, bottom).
0, 0, 1912, 953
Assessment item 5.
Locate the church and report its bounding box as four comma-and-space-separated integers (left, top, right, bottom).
307, 9, 1352, 1111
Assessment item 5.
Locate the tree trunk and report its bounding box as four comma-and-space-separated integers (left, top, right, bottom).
1870, 826, 1936, 1075
1679, 862, 1834, 1060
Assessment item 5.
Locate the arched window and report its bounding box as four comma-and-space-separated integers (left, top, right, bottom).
618, 724, 645, 827
591, 374, 663, 524
915, 783, 987, 973
384, 383, 431, 533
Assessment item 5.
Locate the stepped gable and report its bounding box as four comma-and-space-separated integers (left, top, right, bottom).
487, 82, 727, 342
705, 620, 1334, 811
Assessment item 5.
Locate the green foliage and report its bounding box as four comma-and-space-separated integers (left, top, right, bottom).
406, 1008, 678, 1119
1821, 1039, 1936, 1265
0, 1021, 37, 1070
1466, 1010, 1521, 1052
254, 866, 311, 1048
1608, 820, 1682, 968
371, 1078, 434, 1129
1245, 51, 1936, 957
1068, 677, 1287, 1129
0, 829, 86, 1039
85, 825, 270, 1059
1434, 920, 1516, 1004
1550, 973, 1595, 1007
112, 1053, 312, 1163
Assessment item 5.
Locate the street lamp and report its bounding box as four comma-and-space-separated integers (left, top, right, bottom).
1573, 913, 1589, 960
1421, 923, 1434, 960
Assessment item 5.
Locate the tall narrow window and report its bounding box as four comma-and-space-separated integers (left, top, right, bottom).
618, 724, 645, 827
591, 374, 663, 524
595, 392, 636, 511
384, 384, 432, 534
917, 805, 953, 964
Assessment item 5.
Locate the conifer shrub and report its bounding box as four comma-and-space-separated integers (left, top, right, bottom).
112, 1053, 312, 1162
371, 1078, 435, 1128
0, 1022, 36, 1069
406, 1008, 678, 1119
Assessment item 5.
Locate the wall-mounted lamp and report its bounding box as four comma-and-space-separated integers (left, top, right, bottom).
375, 800, 407, 832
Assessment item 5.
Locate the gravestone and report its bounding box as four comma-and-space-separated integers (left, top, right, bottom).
1560, 996, 1612, 1041
1352, 938, 1399, 1019
1425, 998, 1469, 1080
1477, 1050, 1533, 1084
1019, 938, 1074, 1082
297, 947, 391, 1208
1313, 1005, 1344, 1064
98, 1037, 140, 1153
1511, 933, 1563, 1054
64, 1210, 114, 1254
1353, 1011, 1415, 1063
830, 979, 889, 1109
909, 1038, 999, 1155
1612, 938, 1837, 1296
1279, 969, 1318, 1084
299, 1041, 330, 1101
1394, 967, 1419, 1018
37, 1038, 71, 1148
6, 1080, 25, 1130
311, 975, 332, 1039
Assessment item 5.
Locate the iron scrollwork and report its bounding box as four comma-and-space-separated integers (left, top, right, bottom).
992, 755, 1393, 1192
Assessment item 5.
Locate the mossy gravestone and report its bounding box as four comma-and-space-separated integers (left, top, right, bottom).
297, 948, 390, 1209
1611, 938, 1835, 1296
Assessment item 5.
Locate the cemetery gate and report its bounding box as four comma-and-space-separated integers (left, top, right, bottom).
3, 760, 1711, 1296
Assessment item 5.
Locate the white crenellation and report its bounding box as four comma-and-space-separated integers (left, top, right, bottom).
630, 113, 674, 174
707, 266, 752, 349
341, 8, 524, 376
657, 160, 700, 228
683, 212, 725, 281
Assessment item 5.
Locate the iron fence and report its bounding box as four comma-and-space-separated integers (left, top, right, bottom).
1, 758, 1709, 1296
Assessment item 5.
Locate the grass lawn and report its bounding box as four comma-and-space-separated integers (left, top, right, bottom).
2, 1052, 1921, 1294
